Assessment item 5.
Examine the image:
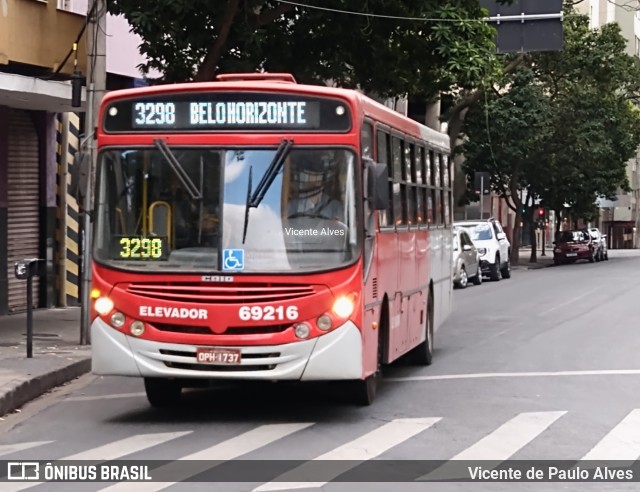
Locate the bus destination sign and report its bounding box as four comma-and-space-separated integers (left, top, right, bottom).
103, 92, 351, 133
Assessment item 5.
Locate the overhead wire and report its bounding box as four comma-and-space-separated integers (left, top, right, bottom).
273, 0, 578, 22
44, 0, 100, 80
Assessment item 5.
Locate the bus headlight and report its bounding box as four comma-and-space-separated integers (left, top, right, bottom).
294, 323, 311, 339
316, 314, 332, 331
110, 312, 125, 328
95, 297, 114, 316
332, 295, 355, 319
130, 321, 145, 337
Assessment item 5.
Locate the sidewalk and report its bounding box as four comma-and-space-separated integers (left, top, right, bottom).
513, 247, 555, 270
0, 307, 90, 417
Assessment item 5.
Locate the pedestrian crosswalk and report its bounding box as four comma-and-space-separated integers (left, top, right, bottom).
2, 409, 640, 491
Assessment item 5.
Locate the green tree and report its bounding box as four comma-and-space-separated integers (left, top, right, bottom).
108, 0, 502, 100
460, 68, 552, 264
459, 7, 640, 264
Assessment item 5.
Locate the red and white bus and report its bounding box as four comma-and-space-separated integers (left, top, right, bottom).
89, 73, 453, 406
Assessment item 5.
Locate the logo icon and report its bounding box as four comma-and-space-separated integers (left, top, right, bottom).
7, 462, 39, 480
223, 249, 245, 271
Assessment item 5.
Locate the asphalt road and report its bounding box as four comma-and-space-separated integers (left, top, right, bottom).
2, 251, 640, 492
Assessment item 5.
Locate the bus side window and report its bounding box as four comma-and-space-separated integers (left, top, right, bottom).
435, 152, 442, 226
404, 139, 415, 226
443, 154, 452, 226
376, 130, 393, 228
415, 145, 425, 226
391, 136, 403, 227
361, 122, 373, 160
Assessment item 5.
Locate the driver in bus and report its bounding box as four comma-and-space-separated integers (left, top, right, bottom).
286, 151, 344, 221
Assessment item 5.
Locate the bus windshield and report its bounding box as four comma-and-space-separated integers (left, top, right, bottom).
94, 146, 360, 273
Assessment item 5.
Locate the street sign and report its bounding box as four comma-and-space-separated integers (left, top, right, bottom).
474, 172, 491, 195
480, 0, 563, 53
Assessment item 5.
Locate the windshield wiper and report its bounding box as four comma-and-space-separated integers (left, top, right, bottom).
241, 139, 293, 244
154, 139, 202, 200
242, 166, 253, 244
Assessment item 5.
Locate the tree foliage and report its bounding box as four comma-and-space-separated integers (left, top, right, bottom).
108, 0, 503, 100
460, 7, 640, 262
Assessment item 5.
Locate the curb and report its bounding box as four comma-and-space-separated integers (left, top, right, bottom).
0, 357, 91, 417
512, 263, 553, 271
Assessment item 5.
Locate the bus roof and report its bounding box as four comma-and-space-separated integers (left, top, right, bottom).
100, 75, 450, 152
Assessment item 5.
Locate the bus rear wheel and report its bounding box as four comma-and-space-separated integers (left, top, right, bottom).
144, 378, 182, 408
412, 295, 434, 366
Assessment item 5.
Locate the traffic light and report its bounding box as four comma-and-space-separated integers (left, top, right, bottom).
537, 208, 545, 218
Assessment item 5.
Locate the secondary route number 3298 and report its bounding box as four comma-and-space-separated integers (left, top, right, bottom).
238, 305, 299, 321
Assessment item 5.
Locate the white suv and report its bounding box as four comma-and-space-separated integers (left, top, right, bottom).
454, 218, 511, 281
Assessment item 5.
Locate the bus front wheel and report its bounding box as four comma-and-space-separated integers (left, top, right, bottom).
350, 325, 383, 406
350, 373, 378, 406
144, 378, 182, 408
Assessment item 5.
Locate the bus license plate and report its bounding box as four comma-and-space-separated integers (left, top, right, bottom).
196, 348, 241, 365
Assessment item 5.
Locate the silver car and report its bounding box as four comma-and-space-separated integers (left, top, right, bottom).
453, 227, 482, 289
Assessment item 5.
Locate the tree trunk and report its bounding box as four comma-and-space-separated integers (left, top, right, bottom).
511, 208, 522, 265
425, 98, 441, 131
529, 217, 538, 263
194, 0, 240, 82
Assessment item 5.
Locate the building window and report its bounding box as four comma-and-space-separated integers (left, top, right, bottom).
57, 0, 88, 15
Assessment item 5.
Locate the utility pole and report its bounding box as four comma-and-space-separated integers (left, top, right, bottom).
479, 175, 484, 220
80, 0, 107, 345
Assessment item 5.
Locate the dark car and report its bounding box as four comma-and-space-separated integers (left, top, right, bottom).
553, 229, 597, 265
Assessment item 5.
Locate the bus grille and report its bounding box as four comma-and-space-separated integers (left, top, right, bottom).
126, 282, 315, 304
163, 362, 276, 371
152, 323, 290, 335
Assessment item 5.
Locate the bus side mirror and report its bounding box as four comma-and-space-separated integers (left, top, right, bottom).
365, 159, 389, 211
69, 151, 90, 210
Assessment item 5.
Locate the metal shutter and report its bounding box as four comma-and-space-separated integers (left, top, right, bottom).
7, 109, 40, 312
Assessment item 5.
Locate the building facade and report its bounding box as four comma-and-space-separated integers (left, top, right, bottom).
0, 0, 156, 314
576, 0, 640, 249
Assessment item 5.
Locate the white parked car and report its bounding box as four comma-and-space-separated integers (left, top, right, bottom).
452, 227, 482, 289
454, 218, 512, 281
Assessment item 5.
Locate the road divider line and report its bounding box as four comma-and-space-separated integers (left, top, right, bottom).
99, 423, 314, 492
3, 431, 192, 492
386, 369, 640, 382
253, 417, 441, 491
539, 288, 598, 316
581, 409, 640, 461
417, 411, 566, 481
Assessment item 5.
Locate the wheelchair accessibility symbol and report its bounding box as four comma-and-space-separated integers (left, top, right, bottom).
223, 249, 245, 271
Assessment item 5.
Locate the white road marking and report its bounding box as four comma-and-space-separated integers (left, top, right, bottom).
539, 288, 598, 316
253, 417, 440, 491
3, 432, 191, 492
581, 409, 640, 461
0, 441, 52, 457
418, 411, 566, 481
99, 423, 313, 492
386, 369, 640, 383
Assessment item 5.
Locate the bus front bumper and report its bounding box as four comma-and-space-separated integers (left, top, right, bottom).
91, 318, 363, 381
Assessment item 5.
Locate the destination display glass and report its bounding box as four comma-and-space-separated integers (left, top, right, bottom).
103, 92, 351, 133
